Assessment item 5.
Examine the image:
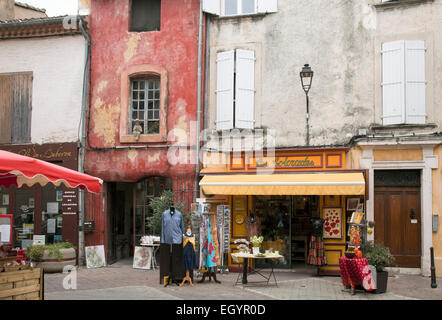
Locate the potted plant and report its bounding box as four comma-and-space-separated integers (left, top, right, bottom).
250, 236, 264, 255
364, 241, 395, 293
26, 242, 76, 273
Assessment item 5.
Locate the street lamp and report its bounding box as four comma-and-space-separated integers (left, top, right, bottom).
300, 64, 314, 146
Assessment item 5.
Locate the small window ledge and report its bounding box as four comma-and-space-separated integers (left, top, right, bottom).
369, 123, 437, 132
373, 0, 434, 11
120, 134, 168, 144
213, 12, 267, 21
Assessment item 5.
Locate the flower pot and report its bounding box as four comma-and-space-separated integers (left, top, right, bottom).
375, 270, 388, 293
252, 246, 260, 255
35, 248, 76, 273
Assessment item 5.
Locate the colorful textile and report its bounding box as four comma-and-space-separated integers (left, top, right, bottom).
199, 214, 208, 269
339, 257, 375, 291
307, 235, 327, 266
204, 215, 220, 268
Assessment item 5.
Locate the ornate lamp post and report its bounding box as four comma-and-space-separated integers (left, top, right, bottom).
300, 64, 314, 146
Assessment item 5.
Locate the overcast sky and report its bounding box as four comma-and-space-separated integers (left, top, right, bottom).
18, 0, 78, 17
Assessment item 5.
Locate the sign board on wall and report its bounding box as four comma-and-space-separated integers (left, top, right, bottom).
62, 190, 78, 214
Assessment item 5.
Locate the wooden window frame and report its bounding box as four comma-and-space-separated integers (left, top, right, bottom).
128, 0, 162, 33
120, 65, 168, 143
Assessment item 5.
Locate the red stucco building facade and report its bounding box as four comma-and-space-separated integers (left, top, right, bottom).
84, 0, 203, 263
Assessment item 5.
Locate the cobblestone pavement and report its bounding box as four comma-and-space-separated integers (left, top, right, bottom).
44, 259, 442, 300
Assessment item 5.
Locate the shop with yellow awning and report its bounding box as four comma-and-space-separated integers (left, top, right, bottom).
200, 172, 365, 196
198, 149, 368, 275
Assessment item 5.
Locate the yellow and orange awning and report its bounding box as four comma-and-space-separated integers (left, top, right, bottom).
200, 172, 365, 196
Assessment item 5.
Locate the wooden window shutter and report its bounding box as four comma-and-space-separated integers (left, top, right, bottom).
216, 50, 235, 130
382, 40, 405, 125
235, 49, 255, 130
0, 75, 12, 144
11, 73, 32, 143
257, 0, 277, 13
405, 40, 426, 124
202, 0, 220, 15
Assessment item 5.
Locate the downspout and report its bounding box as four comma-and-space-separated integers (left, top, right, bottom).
203, 13, 210, 158
79, 16, 90, 266
195, 3, 204, 200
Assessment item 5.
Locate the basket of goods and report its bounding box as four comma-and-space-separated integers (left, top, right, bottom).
234, 239, 250, 254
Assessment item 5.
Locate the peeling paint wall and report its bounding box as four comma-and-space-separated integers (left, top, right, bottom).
208, 0, 375, 148
85, 0, 200, 183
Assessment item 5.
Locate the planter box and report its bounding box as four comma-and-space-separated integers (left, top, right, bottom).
35, 248, 76, 273
375, 271, 388, 293
0, 268, 44, 300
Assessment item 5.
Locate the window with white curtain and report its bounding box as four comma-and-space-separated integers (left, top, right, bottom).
202, 0, 277, 16
381, 40, 426, 125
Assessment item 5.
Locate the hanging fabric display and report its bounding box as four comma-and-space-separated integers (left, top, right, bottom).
205, 214, 220, 268
307, 217, 327, 266
199, 211, 208, 270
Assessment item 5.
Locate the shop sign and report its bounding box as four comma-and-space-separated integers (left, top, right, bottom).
62, 190, 78, 214
248, 154, 322, 170
3, 145, 73, 161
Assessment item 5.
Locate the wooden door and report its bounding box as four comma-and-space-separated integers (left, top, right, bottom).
374, 187, 421, 268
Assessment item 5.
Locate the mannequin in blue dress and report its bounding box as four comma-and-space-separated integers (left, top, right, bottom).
180, 223, 196, 287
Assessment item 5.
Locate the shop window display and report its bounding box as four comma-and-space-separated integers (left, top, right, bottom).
253, 195, 320, 269
254, 196, 291, 269
13, 188, 35, 249
41, 184, 63, 244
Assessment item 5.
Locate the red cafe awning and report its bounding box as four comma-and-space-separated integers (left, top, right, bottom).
0, 150, 102, 193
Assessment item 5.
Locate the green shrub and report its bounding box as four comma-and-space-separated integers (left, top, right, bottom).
27, 242, 74, 262
364, 241, 395, 272
147, 190, 190, 236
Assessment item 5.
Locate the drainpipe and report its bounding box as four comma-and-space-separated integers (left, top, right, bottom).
194, 3, 204, 200
79, 16, 90, 266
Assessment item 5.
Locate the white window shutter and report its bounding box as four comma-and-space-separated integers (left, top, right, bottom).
235, 49, 255, 129
405, 40, 426, 124
382, 40, 405, 125
257, 0, 277, 13
202, 0, 221, 15
216, 50, 235, 130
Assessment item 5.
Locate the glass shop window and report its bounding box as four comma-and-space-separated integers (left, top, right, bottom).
41, 185, 64, 245
130, 0, 161, 32
253, 196, 291, 269
0, 186, 9, 215
13, 188, 35, 249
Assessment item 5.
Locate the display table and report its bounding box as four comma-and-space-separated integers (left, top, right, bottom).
231, 252, 284, 287
140, 243, 160, 270
339, 257, 376, 294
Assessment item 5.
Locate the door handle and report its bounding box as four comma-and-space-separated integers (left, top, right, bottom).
410, 209, 416, 220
